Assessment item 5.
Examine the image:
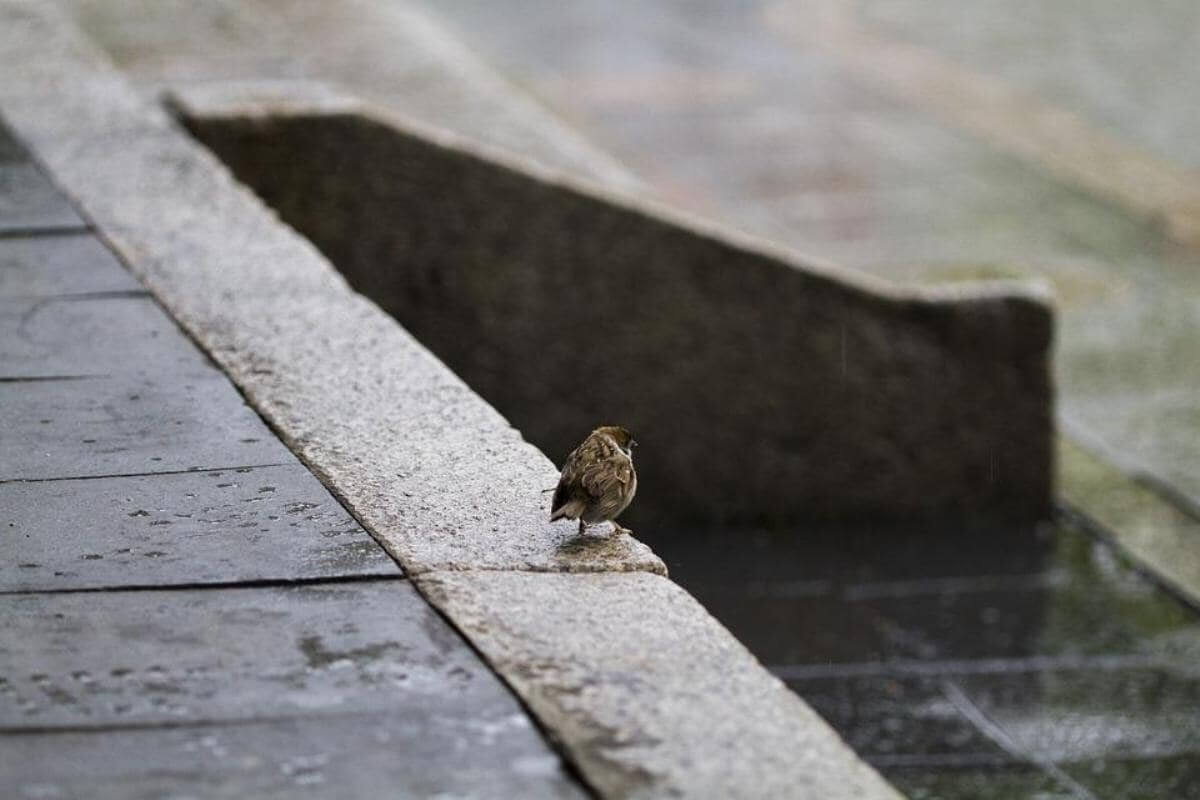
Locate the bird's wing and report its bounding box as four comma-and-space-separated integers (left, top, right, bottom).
580, 444, 633, 499
551, 444, 586, 512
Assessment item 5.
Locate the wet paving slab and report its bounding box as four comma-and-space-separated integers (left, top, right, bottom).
957, 667, 1200, 763
0, 119, 86, 234
793, 673, 1003, 762
0, 374, 294, 480
0, 293, 219, 378
0, 161, 87, 235
0, 710, 583, 800
0, 232, 140, 297
641, 515, 1200, 798
0, 464, 399, 591
0, 582, 585, 798
0, 118, 23, 163
886, 762, 1078, 800
1061, 754, 1200, 800
0, 581, 512, 728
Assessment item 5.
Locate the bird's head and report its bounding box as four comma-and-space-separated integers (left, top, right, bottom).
596, 425, 636, 455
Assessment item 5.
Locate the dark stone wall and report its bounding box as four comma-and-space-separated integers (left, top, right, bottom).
182, 110, 1054, 525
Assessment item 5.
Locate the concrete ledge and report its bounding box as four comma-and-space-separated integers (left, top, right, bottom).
418, 569, 902, 799
171, 80, 1055, 525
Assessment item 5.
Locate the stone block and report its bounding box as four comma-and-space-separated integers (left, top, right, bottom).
0, 293, 215, 378
0, 464, 399, 591
0, 374, 292, 480
416, 569, 903, 799
0, 711, 585, 799
0, 581, 517, 728
0, 232, 141, 297
0, 162, 85, 233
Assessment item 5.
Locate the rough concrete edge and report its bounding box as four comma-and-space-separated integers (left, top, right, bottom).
166, 78, 1054, 317
414, 569, 905, 800
1058, 433, 1200, 611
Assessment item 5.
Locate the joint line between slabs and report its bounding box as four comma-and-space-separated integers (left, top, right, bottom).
0, 374, 106, 383
0, 572, 406, 597
1, 289, 153, 305
0, 707, 414, 738
771, 652, 1162, 680
0, 462, 297, 485
0, 224, 92, 240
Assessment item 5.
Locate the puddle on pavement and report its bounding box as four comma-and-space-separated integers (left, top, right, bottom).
639, 514, 1200, 799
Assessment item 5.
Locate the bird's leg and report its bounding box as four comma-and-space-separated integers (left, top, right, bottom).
578, 519, 587, 536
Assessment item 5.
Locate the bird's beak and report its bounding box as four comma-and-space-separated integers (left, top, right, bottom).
630, 439, 638, 448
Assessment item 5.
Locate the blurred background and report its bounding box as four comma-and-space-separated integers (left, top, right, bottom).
59, 1, 1200, 797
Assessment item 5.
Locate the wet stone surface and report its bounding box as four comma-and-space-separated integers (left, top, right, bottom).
794, 674, 1004, 762
0, 464, 399, 591
0, 117, 23, 163
886, 762, 1077, 800
0, 710, 585, 800
0, 293, 218, 378
0, 581, 512, 728
0, 161, 86, 234
0, 232, 140, 297
645, 515, 1200, 799
959, 667, 1200, 763
0, 582, 586, 798
0, 374, 294, 480
1062, 754, 1200, 800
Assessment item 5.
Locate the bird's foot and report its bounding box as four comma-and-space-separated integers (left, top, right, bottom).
610, 522, 632, 536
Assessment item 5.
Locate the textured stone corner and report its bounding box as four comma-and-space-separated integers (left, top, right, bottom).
416, 570, 903, 800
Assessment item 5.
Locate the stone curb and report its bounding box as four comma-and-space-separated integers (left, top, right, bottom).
416, 570, 903, 799
0, 2, 904, 796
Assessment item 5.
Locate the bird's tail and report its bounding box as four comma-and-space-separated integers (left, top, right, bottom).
549, 498, 584, 523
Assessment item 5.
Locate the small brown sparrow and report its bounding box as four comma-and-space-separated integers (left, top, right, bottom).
550, 425, 638, 536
